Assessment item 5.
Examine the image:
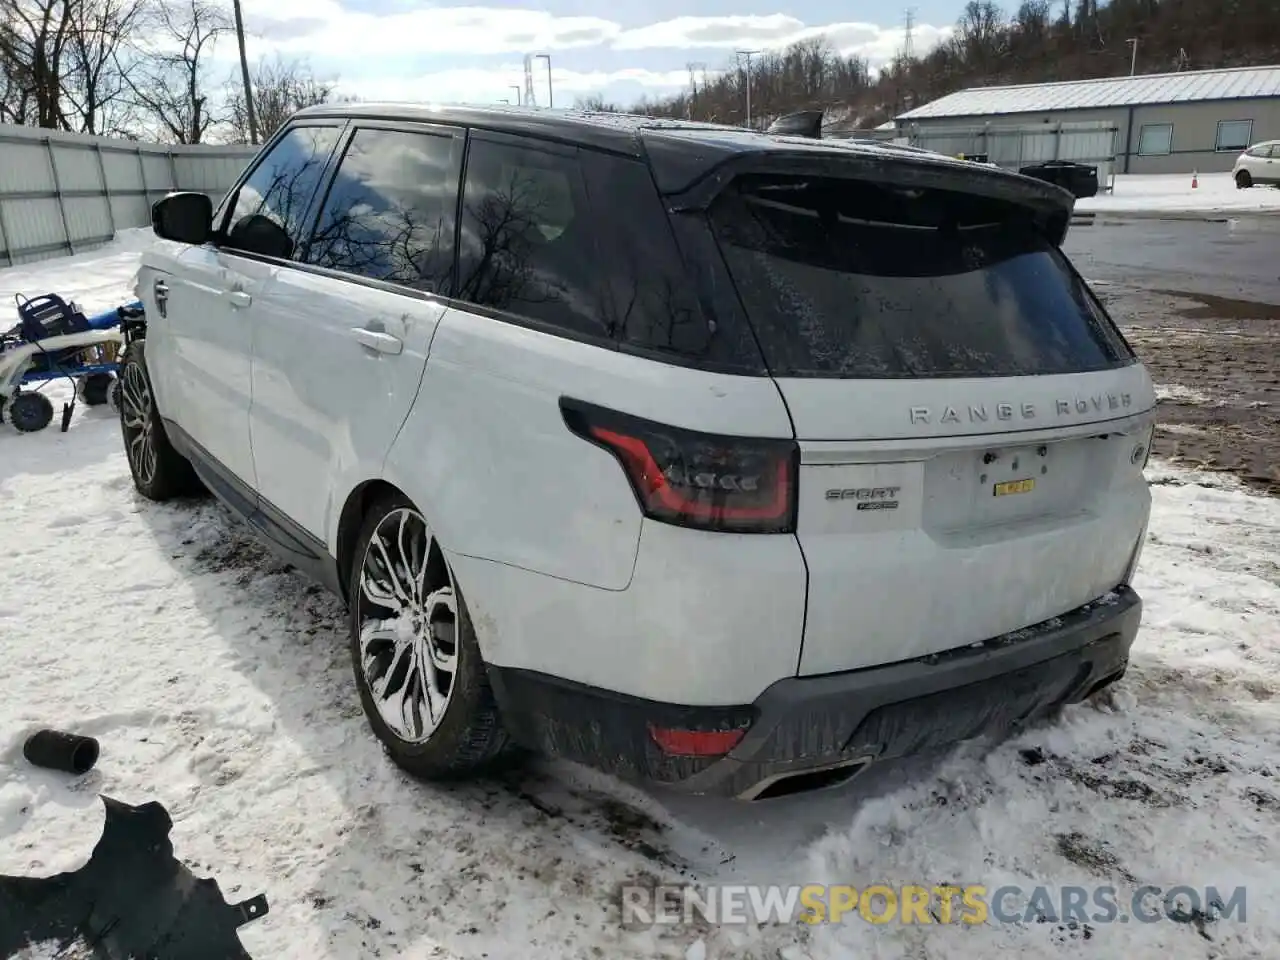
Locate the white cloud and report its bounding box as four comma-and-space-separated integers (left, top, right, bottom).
613, 15, 951, 65
228, 3, 948, 63
204, 5, 952, 105
334, 66, 692, 108
232, 0, 620, 58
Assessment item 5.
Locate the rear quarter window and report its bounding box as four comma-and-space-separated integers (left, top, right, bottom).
711, 174, 1134, 379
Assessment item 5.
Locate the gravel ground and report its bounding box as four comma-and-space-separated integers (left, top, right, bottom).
1095, 283, 1280, 497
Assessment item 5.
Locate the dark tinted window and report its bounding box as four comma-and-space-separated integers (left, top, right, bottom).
711, 174, 1133, 379
303, 128, 460, 294
579, 152, 712, 357
222, 125, 341, 259
455, 139, 611, 338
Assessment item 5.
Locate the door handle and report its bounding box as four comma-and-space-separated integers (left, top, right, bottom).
225, 290, 252, 308
351, 326, 403, 355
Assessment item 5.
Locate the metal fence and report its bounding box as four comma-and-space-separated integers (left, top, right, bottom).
901, 120, 1121, 189
0, 124, 256, 267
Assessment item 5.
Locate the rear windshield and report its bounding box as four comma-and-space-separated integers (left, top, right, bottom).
709, 174, 1134, 379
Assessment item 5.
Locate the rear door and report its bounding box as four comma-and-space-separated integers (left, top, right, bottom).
247, 122, 462, 542
707, 170, 1155, 675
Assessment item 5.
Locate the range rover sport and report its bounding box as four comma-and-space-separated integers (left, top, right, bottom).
120, 104, 1154, 800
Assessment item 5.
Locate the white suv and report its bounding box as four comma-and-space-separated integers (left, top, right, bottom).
121, 104, 1155, 800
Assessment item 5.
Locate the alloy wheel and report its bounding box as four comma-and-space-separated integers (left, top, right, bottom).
120, 362, 157, 487
356, 507, 459, 743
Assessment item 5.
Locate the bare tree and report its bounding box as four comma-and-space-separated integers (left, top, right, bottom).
126, 0, 228, 143
62, 0, 147, 134
0, 0, 76, 128
226, 53, 333, 144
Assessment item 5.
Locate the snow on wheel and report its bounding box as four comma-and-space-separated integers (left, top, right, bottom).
78, 372, 115, 406
349, 494, 507, 779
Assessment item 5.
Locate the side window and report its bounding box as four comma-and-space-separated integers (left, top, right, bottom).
221, 125, 341, 259
1137, 123, 1173, 157
579, 151, 712, 358
455, 138, 611, 338
303, 127, 460, 295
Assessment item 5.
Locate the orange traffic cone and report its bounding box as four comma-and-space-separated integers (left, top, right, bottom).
1191, 170, 1199, 188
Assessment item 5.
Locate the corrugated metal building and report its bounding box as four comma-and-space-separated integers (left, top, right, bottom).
894, 65, 1280, 175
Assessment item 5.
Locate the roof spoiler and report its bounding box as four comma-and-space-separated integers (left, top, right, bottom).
766, 110, 824, 139
665, 149, 1076, 246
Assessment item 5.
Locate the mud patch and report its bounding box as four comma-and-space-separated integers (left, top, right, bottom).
1101, 283, 1280, 496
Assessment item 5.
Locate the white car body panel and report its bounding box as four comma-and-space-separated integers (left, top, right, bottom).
780, 365, 1154, 674
136, 242, 257, 486
244, 259, 440, 543
444, 518, 807, 705
383, 304, 795, 594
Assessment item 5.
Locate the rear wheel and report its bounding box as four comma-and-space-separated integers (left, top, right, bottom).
79, 372, 114, 406
118, 341, 204, 500
1236, 170, 1253, 189
348, 493, 508, 779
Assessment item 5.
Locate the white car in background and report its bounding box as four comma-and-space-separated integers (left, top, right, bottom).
1233, 140, 1280, 188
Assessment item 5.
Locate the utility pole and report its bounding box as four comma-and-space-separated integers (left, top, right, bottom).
1126, 38, 1138, 76
534, 54, 553, 108
509, 85, 522, 106
736, 49, 759, 128
231, 0, 258, 144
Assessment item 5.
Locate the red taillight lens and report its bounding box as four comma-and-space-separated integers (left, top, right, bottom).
561, 398, 798, 534
648, 724, 746, 758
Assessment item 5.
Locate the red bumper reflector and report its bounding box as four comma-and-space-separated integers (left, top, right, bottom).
648, 725, 745, 758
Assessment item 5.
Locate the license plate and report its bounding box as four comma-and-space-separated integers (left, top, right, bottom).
993, 478, 1035, 497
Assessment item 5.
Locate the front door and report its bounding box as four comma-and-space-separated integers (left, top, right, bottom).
137, 241, 255, 486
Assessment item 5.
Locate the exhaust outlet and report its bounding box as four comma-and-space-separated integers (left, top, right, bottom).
742, 757, 872, 801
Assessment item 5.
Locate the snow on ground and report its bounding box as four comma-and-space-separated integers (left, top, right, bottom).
3, 236, 1280, 959
1076, 173, 1280, 216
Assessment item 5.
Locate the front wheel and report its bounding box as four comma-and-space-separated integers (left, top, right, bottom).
117, 341, 204, 500
9, 392, 54, 433
1236, 170, 1253, 189
348, 494, 508, 779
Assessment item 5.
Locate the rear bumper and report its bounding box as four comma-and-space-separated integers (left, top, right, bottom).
488, 586, 1142, 800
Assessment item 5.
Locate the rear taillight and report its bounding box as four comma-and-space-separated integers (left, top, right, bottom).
560, 398, 798, 534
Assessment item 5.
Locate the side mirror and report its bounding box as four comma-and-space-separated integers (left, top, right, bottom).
152, 192, 213, 245
225, 213, 294, 260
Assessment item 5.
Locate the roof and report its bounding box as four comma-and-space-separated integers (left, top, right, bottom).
288, 101, 1073, 222
896, 65, 1280, 121
292, 100, 980, 173
293, 101, 748, 157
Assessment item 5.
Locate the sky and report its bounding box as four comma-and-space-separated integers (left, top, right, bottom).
224, 0, 970, 110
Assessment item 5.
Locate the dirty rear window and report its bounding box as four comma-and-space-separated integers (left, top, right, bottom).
710, 174, 1134, 379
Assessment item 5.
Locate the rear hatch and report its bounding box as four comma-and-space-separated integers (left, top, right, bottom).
704, 160, 1155, 676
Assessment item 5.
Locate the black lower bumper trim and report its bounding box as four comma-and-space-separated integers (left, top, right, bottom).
487, 586, 1143, 799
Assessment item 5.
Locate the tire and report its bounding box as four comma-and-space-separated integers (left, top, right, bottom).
348, 492, 508, 779
107, 378, 123, 414
1236, 170, 1253, 189
79, 372, 114, 406
9, 392, 54, 433
117, 340, 204, 500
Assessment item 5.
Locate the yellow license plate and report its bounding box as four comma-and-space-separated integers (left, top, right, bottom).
993, 478, 1036, 497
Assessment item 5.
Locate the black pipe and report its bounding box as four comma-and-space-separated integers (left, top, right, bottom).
23, 729, 100, 774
